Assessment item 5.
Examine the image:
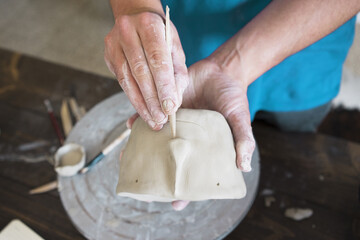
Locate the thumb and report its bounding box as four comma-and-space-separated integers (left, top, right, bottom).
171, 200, 190, 211
226, 107, 255, 172
126, 113, 139, 129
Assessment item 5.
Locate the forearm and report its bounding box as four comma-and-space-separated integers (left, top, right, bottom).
210, 0, 360, 86
109, 0, 164, 18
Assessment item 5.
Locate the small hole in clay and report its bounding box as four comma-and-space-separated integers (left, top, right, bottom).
217, 183, 220, 186
135, 179, 138, 183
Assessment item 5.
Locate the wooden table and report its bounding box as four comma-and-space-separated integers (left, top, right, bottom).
0, 48, 359, 240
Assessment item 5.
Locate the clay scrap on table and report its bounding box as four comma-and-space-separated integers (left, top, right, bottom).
285, 208, 313, 221
116, 109, 246, 202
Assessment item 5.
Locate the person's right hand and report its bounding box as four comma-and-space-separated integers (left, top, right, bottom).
104, 9, 189, 130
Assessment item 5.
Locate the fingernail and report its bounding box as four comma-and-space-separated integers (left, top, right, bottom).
162, 99, 175, 113
154, 111, 167, 124
172, 201, 189, 211
148, 120, 157, 129
241, 154, 252, 172
172, 203, 182, 211
126, 119, 131, 129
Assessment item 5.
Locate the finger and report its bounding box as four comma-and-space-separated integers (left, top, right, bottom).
216, 81, 255, 172
104, 33, 117, 76
104, 55, 115, 76
226, 107, 255, 172
126, 113, 139, 129
137, 15, 178, 115
120, 21, 167, 125
126, 112, 166, 130
171, 200, 190, 211
114, 51, 162, 130
105, 26, 163, 129
171, 25, 189, 105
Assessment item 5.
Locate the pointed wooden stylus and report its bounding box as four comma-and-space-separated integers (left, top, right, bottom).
165, 6, 176, 138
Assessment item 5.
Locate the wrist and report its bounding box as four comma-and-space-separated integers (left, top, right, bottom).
208, 24, 281, 87
208, 36, 253, 88
110, 0, 164, 19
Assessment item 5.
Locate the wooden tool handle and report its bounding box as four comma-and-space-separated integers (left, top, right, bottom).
29, 180, 57, 195
165, 6, 176, 138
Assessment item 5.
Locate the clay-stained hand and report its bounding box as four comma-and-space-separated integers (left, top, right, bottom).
182, 59, 255, 172
104, 10, 189, 131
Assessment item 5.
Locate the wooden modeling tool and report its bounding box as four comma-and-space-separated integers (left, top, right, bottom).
69, 97, 84, 121
79, 129, 131, 174
61, 99, 73, 137
79, 106, 86, 117
29, 180, 57, 195
61, 98, 87, 137
165, 6, 176, 138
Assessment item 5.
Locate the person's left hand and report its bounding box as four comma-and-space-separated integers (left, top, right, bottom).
171, 58, 256, 210
182, 59, 255, 171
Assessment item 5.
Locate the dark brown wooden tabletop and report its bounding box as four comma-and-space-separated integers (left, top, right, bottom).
0, 48, 359, 240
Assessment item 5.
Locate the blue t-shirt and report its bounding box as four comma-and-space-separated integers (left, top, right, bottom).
162, 0, 356, 120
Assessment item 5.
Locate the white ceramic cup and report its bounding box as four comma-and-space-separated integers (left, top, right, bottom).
54, 143, 86, 177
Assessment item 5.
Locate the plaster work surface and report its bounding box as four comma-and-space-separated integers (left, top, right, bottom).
59, 93, 260, 240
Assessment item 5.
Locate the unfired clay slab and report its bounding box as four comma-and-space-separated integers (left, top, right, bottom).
117, 109, 246, 202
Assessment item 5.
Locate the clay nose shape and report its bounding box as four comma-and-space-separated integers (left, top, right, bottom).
168, 138, 191, 167
169, 138, 191, 197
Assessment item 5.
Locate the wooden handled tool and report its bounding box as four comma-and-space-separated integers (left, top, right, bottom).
165, 5, 176, 138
